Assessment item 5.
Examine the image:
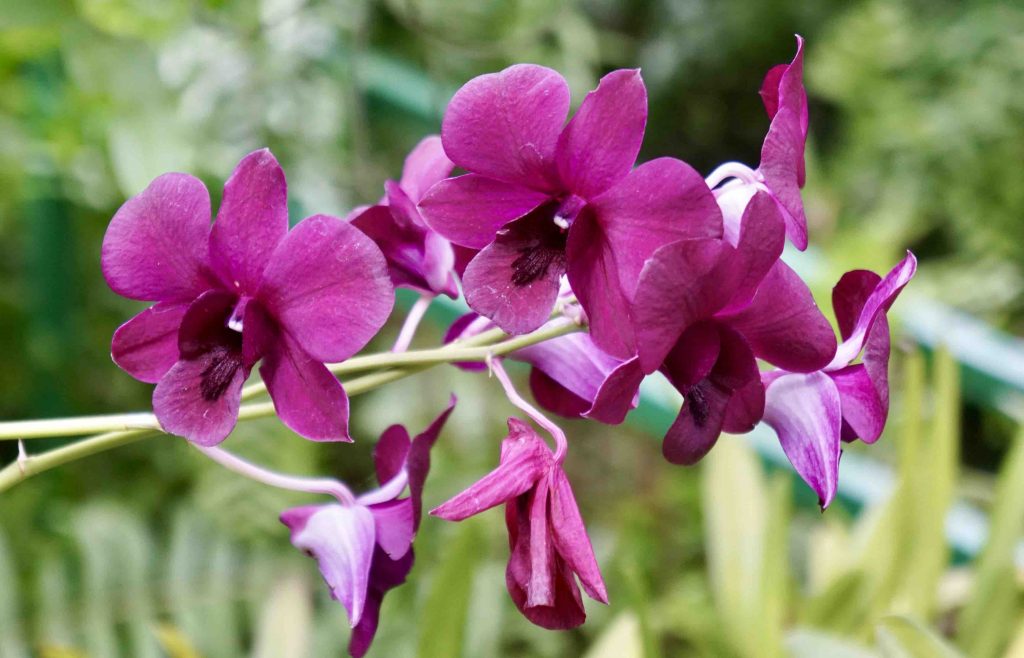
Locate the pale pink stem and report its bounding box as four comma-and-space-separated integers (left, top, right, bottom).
392, 295, 434, 353
195, 445, 357, 505
357, 469, 409, 506
488, 357, 568, 464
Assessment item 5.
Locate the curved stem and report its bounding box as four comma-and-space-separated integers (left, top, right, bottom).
196, 445, 357, 505
392, 295, 434, 353
488, 358, 568, 464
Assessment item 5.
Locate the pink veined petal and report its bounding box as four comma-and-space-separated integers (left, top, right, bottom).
725, 190, 787, 309
778, 35, 808, 142
350, 204, 433, 294
831, 269, 883, 341
631, 238, 739, 374
431, 420, 551, 521
284, 504, 376, 626
833, 314, 891, 444
515, 332, 622, 406
370, 498, 415, 560
374, 425, 412, 486
399, 135, 454, 203
209, 149, 289, 294
585, 356, 645, 425
529, 368, 592, 419
349, 548, 414, 657
441, 64, 570, 191
406, 396, 457, 528
555, 69, 647, 199
721, 259, 836, 373
260, 331, 351, 442
418, 174, 550, 250
763, 371, 842, 509
829, 251, 917, 369
759, 63, 787, 119
111, 302, 190, 383
759, 106, 808, 250
258, 214, 394, 363
548, 468, 608, 604
101, 173, 212, 302
462, 216, 566, 335
526, 474, 554, 607
583, 157, 724, 301
152, 353, 246, 446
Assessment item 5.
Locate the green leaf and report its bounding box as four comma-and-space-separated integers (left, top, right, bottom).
0, 526, 29, 658
417, 522, 483, 658
876, 615, 964, 658
786, 628, 880, 658
252, 573, 314, 658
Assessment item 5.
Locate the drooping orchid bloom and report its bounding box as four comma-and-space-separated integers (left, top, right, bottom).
630, 191, 836, 466
707, 35, 810, 250
281, 398, 455, 658
431, 417, 607, 629
349, 136, 460, 299
419, 64, 721, 358
761, 253, 917, 508
103, 149, 394, 445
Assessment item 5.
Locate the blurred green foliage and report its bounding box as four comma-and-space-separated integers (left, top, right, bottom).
1, 0, 1023, 656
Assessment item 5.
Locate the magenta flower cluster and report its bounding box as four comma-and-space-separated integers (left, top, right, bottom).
101, 36, 915, 653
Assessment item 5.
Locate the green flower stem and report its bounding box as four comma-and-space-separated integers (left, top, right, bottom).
0, 319, 581, 494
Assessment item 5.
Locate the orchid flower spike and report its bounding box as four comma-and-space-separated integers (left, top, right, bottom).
103, 149, 394, 445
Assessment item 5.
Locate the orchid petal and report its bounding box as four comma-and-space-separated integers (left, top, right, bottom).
418, 174, 549, 250
722, 378, 766, 434
763, 371, 842, 509
101, 173, 212, 302
111, 302, 189, 383
833, 314, 891, 443
407, 396, 457, 527
153, 352, 245, 446
441, 64, 569, 190
555, 69, 646, 199
548, 468, 608, 603
374, 425, 411, 486
515, 332, 622, 408
259, 214, 393, 363
831, 269, 882, 342
282, 504, 376, 626
759, 106, 807, 250
528, 368, 591, 419
726, 190, 786, 309
209, 149, 289, 294
370, 498, 415, 560
398, 135, 454, 203
585, 356, 645, 425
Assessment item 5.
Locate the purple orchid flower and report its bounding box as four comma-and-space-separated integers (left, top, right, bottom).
418, 64, 722, 357
708, 35, 810, 250
349, 136, 460, 299
281, 398, 455, 658
761, 253, 917, 509
629, 190, 836, 466
444, 310, 642, 424
431, 417, 607, 629
103, 149, 394, 446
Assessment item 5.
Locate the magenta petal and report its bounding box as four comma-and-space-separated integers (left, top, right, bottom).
555, 69, 646, 199
722, 378, 766, 434
111, 302, 189, 383
283, 504, 376, 626
418, 174, 549, 249
260, 333, 351, 442
759, 106, 808, 250
209, 149, 289, 294
584, 157, 724, 299
529, 368, 591, 419
406, 396, 457, 528
374, 425, 412, 486
101, 173, 212, 302
585, 356, 644, 425
662, 379, 729, 466
153, 353, 245, 446
726, 190, 786, 308
631, 239, 738, 374
721, 260, 836, 372
462, 219, 565, 335
660, 322, 721, 392
431, 419, 551, 521
831, 269, 882, 342
832, 314, 891, 443
759, 63, 787, 119
370, 499, 415, 560
763, 371, 842, 509
515, 333, 621, 408
351, 200, 444, 297
441, 64, 569, 190
258, 214, 393, 363
399, 135, 454, 203
349, 548, 414, 658
548, 468, 608, 603
526, 474, 554, 607
830, 252, 917, 368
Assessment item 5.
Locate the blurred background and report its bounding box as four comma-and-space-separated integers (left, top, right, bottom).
1, 0, 1023, 656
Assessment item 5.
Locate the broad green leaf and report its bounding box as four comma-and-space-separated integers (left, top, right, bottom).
417, 521, 483, 658
786, 628, 880, 658
153, 624, 203, 658
583, 612, 643, 658
876, 615, 963, 658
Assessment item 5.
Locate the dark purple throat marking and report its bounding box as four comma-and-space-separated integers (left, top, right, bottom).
686, 382, 710, 427
200, 347, 244, 402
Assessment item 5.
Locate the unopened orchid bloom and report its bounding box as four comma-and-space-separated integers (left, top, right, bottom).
282, 399, 455, 658
707, 35, 810, 250
761, 253, 917, 509
432, 417, 607, 628
103, 149, 394, 445
419, 64, 721, 358
349, 136, 460, 299
630, 190, 836, 466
